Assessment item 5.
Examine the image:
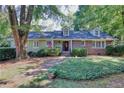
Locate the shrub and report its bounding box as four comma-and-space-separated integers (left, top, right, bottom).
48, 48, 61, 56
105, 45, 114, 55
28, 51, 37, 57
71, 48, 87, 57
0, 47, 16, 61
48, 58, 124, 80
37, 48, 48, 57
36, 48, 61, 57
114, 45, 124, 56
106, 45, 124, 56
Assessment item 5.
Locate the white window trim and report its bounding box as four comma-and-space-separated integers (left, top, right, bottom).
33, 40, 39, 48
63, 30, 69, 36
92, 40, 106, 49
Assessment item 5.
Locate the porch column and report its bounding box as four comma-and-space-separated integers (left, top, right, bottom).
70, 40, 72, 52
52, 39, 54, 48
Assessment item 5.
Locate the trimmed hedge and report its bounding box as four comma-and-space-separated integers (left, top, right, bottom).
37, 48, 61, 57
106, 45, 124, 56
71, 48, 87, 57
47, 48, 61, 56
0, 48, 16, 61
48, 58, 124, 80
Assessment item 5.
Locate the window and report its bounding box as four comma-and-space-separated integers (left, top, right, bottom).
95, 31, 100, 36
33, 41, 39, 47
101, 41, 105, 48
63, 30, 69, 36
92, 41, 106, 48
96, 41, 101, 48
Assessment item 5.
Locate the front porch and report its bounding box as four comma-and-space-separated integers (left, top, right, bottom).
52, 40, 72, 53
51, 39, 85, 53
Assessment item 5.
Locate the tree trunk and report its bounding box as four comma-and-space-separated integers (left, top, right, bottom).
7, 6, 21, 59
7, 5, 34, 60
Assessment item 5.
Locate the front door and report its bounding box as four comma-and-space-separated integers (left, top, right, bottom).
63, 41, 69, 51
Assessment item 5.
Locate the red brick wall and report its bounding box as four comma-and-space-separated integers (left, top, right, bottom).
85, 40, 113, 55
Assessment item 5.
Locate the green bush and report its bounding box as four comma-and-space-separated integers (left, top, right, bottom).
0, 47, 16, 61
48, 58, 124, 80
114, 45, 124, 56
106, 45, 124, 56
71, 48, 87, 57
37, 48, 48, 57
28, 51, 37, 57
36, 48, 61, 57
105, 45, 114, 55
48, 48, 61, 56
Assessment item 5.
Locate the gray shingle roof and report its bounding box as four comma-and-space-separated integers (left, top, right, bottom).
28, 30, 114, 39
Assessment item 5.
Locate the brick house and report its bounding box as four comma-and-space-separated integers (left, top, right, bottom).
9, 28, 114, 55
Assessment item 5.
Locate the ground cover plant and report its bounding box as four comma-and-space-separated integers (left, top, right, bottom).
48, 57, 124, 80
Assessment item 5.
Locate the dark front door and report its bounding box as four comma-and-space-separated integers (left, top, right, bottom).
63, 41, 69, 51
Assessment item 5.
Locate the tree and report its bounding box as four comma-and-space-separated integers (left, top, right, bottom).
74, 5, 124, 40
7, 5, 64, 60
7, 5, 34, 59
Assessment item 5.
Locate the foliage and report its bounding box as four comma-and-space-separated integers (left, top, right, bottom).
105, 45, 114, 55
37, 48, 49, 57
74, 5, 124, 40
48, 48, 61, 56
36, 48, 61, 57
114, 45, 124, 56
71, 48, 87, 57
106, 45, 124, 56
6, 5, 65, 59
48, 58, 124, 80
0, 12, 11, 47
27, 51, 37, 57
0, 48, 16, 61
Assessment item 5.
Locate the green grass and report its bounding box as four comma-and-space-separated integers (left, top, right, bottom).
48, 57, 124, 80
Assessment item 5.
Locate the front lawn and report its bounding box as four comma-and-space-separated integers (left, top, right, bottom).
1, 56, 124, 88
49, 56, 124, 80
19, 56, 124, 88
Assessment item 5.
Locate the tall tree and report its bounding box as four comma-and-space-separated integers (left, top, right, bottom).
7, 5, 34, 59
7, 5, 63, 60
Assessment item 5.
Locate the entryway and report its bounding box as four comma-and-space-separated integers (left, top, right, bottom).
62, 41, 70, 56
62, 41, 69, 51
